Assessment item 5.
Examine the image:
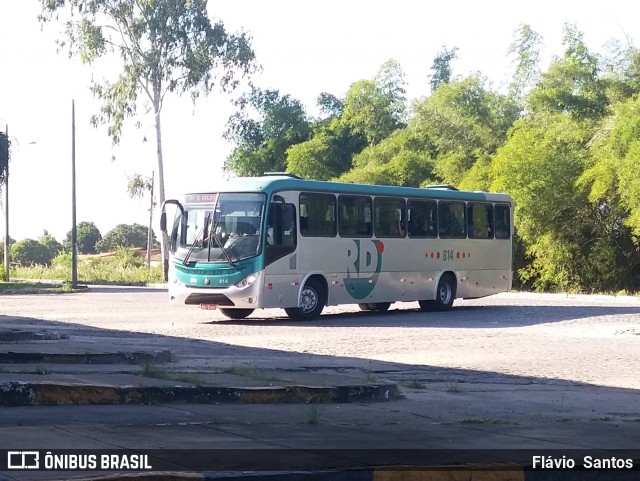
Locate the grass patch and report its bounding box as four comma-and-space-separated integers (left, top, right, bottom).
140, 363, 205, 384
8, 253, 164, 286
303, 405, 322, 425
406, 379, 427, 389
364, 371, 382, 383
0, 280, 72, 294
223, 366, 284, 382
446, 382, 463, 393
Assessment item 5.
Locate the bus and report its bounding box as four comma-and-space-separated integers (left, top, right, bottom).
160, 173, 513, 321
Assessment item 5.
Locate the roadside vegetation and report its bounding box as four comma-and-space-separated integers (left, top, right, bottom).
0, 223, 164, 287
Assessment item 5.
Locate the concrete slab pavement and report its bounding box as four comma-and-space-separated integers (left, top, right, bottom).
0, 306, 639, 480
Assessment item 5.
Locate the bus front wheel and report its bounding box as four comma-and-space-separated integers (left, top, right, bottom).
219, 308, 254, 320
284, 279, 326, 321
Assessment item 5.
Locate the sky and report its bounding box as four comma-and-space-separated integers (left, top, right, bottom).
0, 0, 638, 243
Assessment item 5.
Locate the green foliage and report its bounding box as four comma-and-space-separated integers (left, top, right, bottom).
429, 45, 458, 92
224, 87, 311, 176
340, 60, 407, 145
286, 121, 365, 180
527, 24, 608, 120
95, 223, 153, 252
40, 0, 258, 143
412, 76, 520, 186
11, 239, 54, 267
507, 24, 542, 98
39, 230, 62, 259
13, 256, 163, 285
66, 221, 102, 254
337, 128, 433, 186
113, 246, 145, 268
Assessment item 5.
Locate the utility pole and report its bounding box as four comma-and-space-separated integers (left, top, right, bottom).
71, 100, 78, 288
3, 123, 9, 282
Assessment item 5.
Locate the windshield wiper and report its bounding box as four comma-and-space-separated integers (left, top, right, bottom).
208, 197, 236, 267
183, 213, 210, 266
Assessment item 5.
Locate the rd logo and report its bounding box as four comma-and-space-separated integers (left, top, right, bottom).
343, 240, 384, 299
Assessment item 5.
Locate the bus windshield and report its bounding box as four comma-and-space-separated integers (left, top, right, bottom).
173, 193, 266, 264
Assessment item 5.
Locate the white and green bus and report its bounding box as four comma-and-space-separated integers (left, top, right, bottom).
160, 173, 513, 320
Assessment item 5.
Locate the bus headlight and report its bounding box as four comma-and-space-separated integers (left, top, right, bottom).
235, 273, 258, 289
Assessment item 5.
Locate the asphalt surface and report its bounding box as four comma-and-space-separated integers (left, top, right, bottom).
0, 286, 638, 481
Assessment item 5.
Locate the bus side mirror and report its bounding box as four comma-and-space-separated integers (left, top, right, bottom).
160, 212, 167, 233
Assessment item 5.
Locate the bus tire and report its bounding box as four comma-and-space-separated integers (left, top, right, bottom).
433, 273, 456, 311
418, 300, 436, 311
369, 302, 391, 312
219, 308, 254, 320
284, 278, 326, 321
358, 303, 372, 311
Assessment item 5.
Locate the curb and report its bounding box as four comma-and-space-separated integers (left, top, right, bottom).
0, 382, 401, 406
0, 350, 174, 364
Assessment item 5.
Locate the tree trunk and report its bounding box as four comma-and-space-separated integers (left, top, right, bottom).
153, 95, 169, 282
146, 171, 154, 269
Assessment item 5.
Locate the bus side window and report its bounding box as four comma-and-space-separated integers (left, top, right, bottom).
494, 204, 511, 239
407, 200, 437, 238
299, 192, 336, 237
468, 203, 494, 239
439, 201, 466, 238
339, 195, 372, 237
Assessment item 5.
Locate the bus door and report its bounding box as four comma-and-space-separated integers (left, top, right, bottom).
262, 195, 299, 308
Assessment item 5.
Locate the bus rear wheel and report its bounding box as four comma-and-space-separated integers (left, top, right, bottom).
219, 308, 254, 320
369, 302, 391, 311
284, 278, 326, 321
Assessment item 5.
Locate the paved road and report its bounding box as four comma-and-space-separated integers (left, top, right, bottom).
1, 287, 640, 480
2, 287, 639, 389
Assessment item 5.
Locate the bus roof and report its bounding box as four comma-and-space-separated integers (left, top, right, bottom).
187, 174, 512, 203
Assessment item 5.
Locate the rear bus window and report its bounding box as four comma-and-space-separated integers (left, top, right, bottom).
494, 204, 511, 239
468, 203, 494, 239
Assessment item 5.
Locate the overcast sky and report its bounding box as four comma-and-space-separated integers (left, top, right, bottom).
1, 0, 638, 242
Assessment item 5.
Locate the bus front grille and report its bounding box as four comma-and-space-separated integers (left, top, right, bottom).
185, 293, 234, 306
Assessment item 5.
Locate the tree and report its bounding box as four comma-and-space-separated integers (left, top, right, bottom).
527, 24, 607, 120
66, 221, 102, 254
128, 172, 155, 268
96, 223, 155, 253
316, 92, 344, 119
39, 230, 63, 260
11, 239, 53, 266
412, 76, 520, 186
340, 61, 407, 145
491, 112, 607, 291
507, 24, 543, 98
39, 0, 259, 278
429, 45, 458, 92
337, 128, 434, 187
224, 88, 311, 175
286, 120, 365, 180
